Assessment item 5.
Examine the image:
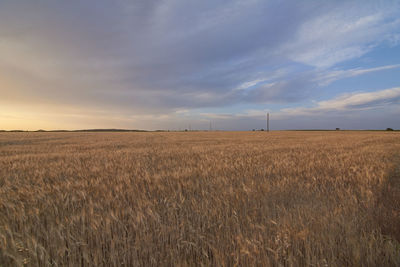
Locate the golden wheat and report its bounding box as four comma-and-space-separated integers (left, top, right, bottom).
0, 131, 399, 266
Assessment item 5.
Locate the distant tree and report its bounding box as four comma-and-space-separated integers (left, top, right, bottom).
336, 128, 340, 131
260, 128, 264, 131
386, 128, 394, 131
252, 129, 255, 131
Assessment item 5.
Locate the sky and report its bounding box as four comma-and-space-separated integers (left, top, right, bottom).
1, 0, 400, 131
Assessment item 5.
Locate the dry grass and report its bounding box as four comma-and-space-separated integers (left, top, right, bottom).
0, 131, 399, 266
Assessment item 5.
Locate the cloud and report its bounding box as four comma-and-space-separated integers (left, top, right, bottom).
236, 68, 289, 90
285, 3, 400, 67
279, 87, 400, 117
315, 65, 400, 86
0, 1, 399, 130
198, 87, 400, 130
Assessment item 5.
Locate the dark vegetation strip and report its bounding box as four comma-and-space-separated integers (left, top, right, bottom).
375, 154, 400, 243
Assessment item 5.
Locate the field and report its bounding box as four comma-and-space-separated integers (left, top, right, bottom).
1, 131, 399, 266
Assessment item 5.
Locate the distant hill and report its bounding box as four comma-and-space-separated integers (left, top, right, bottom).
73, 129, 149, 132
0, 129, 149, 132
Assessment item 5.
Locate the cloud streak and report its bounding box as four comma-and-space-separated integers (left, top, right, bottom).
279, 87, 400, 117
315, 65, 400, 86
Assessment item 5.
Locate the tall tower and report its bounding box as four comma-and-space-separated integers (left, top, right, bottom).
267, 113, 270, 132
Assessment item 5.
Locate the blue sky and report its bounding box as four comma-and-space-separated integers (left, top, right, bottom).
0, 0, 399, 130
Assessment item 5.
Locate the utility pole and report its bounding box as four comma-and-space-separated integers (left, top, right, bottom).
267, 113, 270, 132
209, 121, 212, 131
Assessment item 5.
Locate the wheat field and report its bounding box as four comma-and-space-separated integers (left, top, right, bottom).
0, 131, 399, 266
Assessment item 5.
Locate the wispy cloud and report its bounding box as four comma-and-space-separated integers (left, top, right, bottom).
279, 87, 400, 116
315, 65, 400, 86
285, 6, 400, 68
